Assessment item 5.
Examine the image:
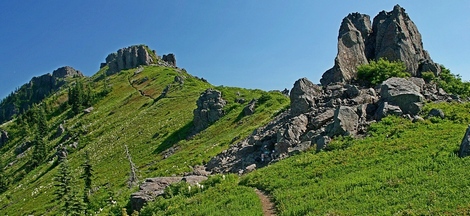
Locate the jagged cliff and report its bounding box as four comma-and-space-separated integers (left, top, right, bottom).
321, 5, 440, 86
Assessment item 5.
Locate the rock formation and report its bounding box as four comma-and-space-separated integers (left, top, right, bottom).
192, 89, 227, 133
204, 73, 456, 174
162, 53, 176, 67
321, 5, 440, 86
105, 45, 156, 75
0, 66, 83, 123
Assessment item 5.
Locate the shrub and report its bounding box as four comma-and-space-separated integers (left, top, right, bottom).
435, 65, 470, 97
421, 71, 436, 83
357, 58, 410, 86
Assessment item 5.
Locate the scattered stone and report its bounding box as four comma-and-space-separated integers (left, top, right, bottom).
130, 175, 207, 211
55, 124, 65, 139
174, 76, 184, 84
245, 164, 257, 173
83, 107, 94, 114
375, 102, 403, 120
459, 125, 470, 158
427, 108, 445, 119
243, 99, 257, 116
15, 141, 32, 155
235, 98, 246, 104
412, 116, 425, 123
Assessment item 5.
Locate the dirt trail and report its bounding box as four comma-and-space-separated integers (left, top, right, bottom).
255, 188, 276, 216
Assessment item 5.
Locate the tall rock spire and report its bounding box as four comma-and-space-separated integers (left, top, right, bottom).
320, 5, 440, 86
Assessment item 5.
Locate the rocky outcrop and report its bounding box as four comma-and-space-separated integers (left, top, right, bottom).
0, 66, 83, 123
162, 53, 176, 67
320, 13, 371, 85
130, 175, 207, 211
459, 125, 470, 158
204, 73, 457, 174
52, 66, 83, 78
290, 78, 322, 116
321, 5, 440, 86
192, 89, 227, 133
105, 45, 156, 75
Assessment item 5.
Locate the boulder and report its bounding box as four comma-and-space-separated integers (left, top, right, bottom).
375, 102, 403, 120
380, 77, 424, 115
130, 176, 207, 211
15, 141, 32, 155
276, 114, 309, 155
105, 45, 156, 75
55, 124, 65, 139
290, 78, 322, 116
193, 89, 226, 133
83, 107, 94, 114
329, 106, 359, 137
459, 125, 470, 158
427, 108, 445, 119
311, 109, 335, 129
243, 99, 257, 116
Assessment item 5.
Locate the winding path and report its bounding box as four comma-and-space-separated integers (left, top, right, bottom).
255, 188, 276, 216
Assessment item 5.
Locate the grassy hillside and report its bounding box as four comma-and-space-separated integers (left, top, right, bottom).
240, 102, 470, 215
0, 64, 289, 215
138, 102, 470, 216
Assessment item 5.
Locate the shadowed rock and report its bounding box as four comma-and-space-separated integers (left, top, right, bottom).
192, 89, 226, 133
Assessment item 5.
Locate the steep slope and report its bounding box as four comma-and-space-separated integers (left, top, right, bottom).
0, 56, 289, 215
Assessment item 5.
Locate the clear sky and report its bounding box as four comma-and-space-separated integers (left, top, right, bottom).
0, 1, 469, 99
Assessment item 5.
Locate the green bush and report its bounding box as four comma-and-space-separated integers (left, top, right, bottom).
436, 65, 470, 97
421, 71, 436, 83
357, 58, 410, 86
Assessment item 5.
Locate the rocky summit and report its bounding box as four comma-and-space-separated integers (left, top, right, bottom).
321, 5, 440, 86
105, 45, 156, 75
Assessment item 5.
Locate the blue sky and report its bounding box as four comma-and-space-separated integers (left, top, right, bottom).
0, 1, 469, 99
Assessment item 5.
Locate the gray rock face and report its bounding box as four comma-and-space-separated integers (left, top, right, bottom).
320, 13, 371, 85
321, 5, 439, 86
105, 45, 155, 75
276, 114, 309, 155
193, 89, 226, 133
459, 125, 470, 158
0, 130, 8, 148
329, 106, 359, 136
370, 5, 439, 77
380, 77, 424, 115
0, 66, 83, 123
290, 78, 322, 116
130, 175, 207, 211
52, 66, 84, 78
162, 53, 176, 66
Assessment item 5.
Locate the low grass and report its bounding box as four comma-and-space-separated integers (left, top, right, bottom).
0, 64, 289, 215
240, 102, 470, 215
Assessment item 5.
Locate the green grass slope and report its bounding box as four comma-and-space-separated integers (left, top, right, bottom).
240, 102, 470, 215
0, 64, 289, 215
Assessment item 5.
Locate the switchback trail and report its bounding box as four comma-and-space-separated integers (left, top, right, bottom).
255, 188, 276, 216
